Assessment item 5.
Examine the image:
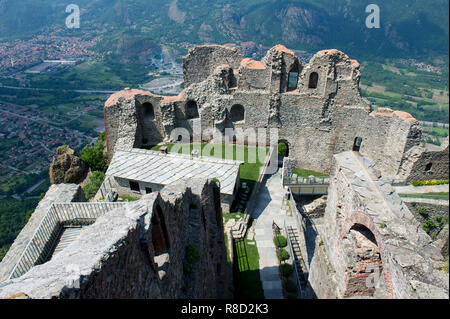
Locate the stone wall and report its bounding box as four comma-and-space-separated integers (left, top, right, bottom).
396, 137, 449, 183
0, 179, 232, 299
307, 151, 449, 299
102, 44, 436, 182
0, 184, 86, 283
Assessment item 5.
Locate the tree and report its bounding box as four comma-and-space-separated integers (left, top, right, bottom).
83, 171, 105, 200
80, 132, 107, 172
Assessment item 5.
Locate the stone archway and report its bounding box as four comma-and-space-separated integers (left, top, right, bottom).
342, 223, 383, 298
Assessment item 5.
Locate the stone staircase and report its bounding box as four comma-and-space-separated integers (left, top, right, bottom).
286, 225, 308, 289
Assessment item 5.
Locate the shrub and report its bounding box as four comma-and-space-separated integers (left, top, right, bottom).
278, 142, 287, 156
80, 133, 108, 172
412, 180, 449, 187
423, 219, 436, 234
83, 171, 105, 200
418, 208, 428, 217
274, 235, 287, 248
284, 279, 297, 293
278, 248, 290, 261
442, 260, 449, 273
280, 264, 293, 277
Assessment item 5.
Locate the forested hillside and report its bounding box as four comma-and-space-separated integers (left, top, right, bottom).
0, 0, 448, 58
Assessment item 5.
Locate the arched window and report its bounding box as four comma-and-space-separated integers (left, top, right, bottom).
287, 64, 299, 91
152, 206, 170, 256
230, 104, 245, 123
308, 72, 319, 89
143, 102, 155, 120
185, 100, 199, 119
353, 137, 363, 152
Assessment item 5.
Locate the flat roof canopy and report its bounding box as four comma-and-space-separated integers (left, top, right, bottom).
106, 149, 243, 195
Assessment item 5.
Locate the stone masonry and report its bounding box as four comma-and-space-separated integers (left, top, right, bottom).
103, 44, 448, 183
0, 184, 86, 283
307, 152, 449, 299
0, 178, 232, 299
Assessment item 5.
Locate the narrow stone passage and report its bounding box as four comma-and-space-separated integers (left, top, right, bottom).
251, 169, 296, 299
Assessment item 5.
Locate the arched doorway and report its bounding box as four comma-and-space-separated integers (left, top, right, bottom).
185, 100, 199, 119
353, 137, 363, 152
143, 102, 155, 121
342, 224, 383, 298
230, 104, 245, 123
308, 72, 319, 89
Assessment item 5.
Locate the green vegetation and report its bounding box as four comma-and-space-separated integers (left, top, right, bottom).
83, 171, 105, 200
360, 59, 449, 124
423, 219, 437, 234
399, 193, 449, 201
412, 180, 449, 186
81, 132, 108, 172
280, 263, 293, 277
274, 235, 287, 248
1, 0, 448, 59
278, 248, 290, 262
284, 279, 297, 294
183, 244, 202, 274
233, 237, 264, 299
118, 195, 140, 202
378, 222, 387, 229
151, 143, 268, 183
442, 259, 449, 273
277, 142, 287, 156
292, 168, 329, 178
0, 198, 39, 262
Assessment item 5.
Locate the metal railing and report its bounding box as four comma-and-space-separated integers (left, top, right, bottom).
8, 202, 127, 280
290, 176, 330, 185
284, 219, 303, 298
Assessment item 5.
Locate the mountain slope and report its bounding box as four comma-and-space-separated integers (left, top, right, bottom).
0, 0, 448, 58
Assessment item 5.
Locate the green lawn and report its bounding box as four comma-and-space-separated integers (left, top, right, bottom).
233, 236, 265, 299
151, 143, 268, 182
400, 192, 449, 201
292, 168, 329, 178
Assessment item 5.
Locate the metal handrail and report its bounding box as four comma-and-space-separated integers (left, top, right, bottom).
284, 219, 303, 299
8, 202, 127, 279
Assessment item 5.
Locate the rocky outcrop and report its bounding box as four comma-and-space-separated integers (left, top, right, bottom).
49, 146, 87, 184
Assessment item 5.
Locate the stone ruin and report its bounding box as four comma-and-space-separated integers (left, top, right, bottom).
0, 44, 448, 299
103, 44, 448, 183
0, 179, 231, 299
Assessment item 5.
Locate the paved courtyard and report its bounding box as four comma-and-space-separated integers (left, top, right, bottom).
251, 169, 296, 299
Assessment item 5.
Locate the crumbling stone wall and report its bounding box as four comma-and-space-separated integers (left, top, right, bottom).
0, 179, 232, 299
0, 184, 86, 283
307, 152, 449, 299
103, 44, 445, 184
396, 137, 449, 183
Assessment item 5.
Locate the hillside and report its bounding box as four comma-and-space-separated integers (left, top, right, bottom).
0, 0, 448, 58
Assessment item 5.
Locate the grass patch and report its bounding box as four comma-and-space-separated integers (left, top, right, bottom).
151, 143, 268, 182
399, 193, 449, 201
233, 237, 265, 299
292, 168, 329, 178
118, 195, 140, 202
